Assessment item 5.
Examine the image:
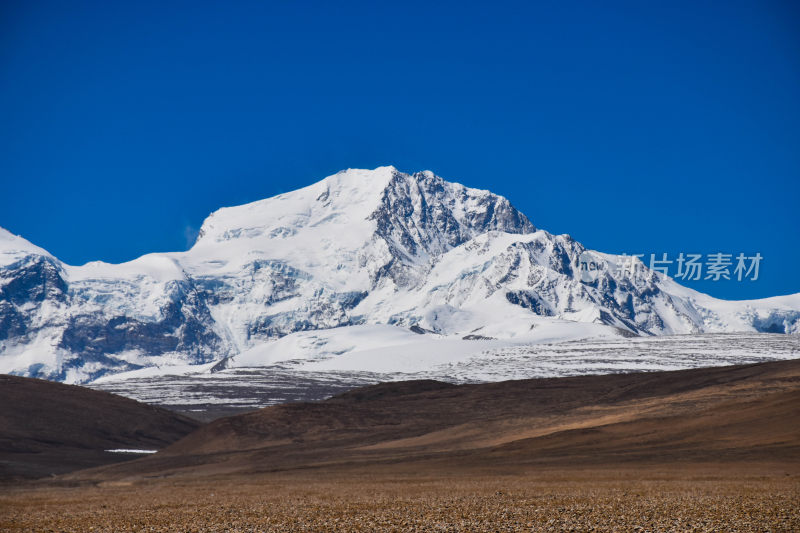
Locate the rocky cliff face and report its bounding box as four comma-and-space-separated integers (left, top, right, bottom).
368, 170, 536, 288
1, 167, 798, 383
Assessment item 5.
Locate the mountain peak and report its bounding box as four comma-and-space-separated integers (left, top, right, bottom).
3, 166, 799, 384
192, 167, 533, 250
188, 167, 536, 290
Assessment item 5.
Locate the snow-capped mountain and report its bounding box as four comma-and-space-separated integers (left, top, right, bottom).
2, 166, 799, 383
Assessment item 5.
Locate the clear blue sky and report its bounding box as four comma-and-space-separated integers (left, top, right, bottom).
1, 1, 798, 299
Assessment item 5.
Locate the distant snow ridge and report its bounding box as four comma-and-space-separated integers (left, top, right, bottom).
1, 166, 799, 383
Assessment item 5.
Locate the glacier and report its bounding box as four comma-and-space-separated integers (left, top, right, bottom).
89, 332, 800, 411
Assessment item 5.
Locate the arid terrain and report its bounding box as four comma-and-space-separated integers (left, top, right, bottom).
0, 374, 198, 480
1, 359, 799, 531
2, 466, 798, 532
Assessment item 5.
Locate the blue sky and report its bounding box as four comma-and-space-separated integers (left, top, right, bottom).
1, 0, 798, 299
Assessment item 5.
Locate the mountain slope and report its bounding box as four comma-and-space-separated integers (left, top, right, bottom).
0, 373, 199, 480
1, 166, 798, 383
66, 359, 800, 481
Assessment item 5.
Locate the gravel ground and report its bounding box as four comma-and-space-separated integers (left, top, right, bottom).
2, 470, 798, 532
